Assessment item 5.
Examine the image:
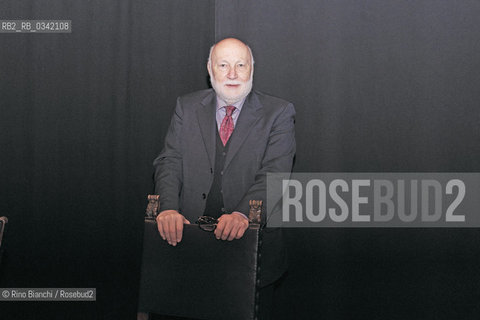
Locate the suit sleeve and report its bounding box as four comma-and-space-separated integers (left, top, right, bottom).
233, 103, 296, 224
153, 97, 184, 213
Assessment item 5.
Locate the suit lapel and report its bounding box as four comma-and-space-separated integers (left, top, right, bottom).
196, 92, 217, 169
224, 92, 263, 171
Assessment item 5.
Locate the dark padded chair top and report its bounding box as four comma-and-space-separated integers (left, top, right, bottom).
138, 220, 259, 320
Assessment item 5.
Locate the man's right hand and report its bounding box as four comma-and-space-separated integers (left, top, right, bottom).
156, 210, 190, 246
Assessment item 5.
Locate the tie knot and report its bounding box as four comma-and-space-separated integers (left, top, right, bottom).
225, 105, 236, 117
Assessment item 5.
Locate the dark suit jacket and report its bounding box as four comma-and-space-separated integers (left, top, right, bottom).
153, 88, 295, 286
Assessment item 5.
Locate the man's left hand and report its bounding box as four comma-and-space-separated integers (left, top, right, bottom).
214, 212, 249, 241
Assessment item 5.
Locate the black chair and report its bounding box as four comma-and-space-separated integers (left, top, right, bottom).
138, 197, 262, 320
0, 216, 7, 267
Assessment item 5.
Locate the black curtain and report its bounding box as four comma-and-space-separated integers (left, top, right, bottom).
216, 0, 480, 172
1, 1, 214, 318
1, 1, 480, 319
216, 1, 480, 319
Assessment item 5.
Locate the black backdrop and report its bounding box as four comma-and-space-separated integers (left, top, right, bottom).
1, 1, 479, 319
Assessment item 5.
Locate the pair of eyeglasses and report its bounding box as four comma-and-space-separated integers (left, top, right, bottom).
196, 215, 218, 232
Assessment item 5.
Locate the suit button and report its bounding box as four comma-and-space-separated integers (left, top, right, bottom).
202, 193, 206, 199
220, 189, 223, 193
222, 152, 226, 156
220, 171, 223, 175
221, 207, 225, 212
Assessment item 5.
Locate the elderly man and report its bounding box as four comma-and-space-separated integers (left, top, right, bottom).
153, 38, 295, 319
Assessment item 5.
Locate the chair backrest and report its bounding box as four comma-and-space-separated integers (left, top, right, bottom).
0, 216, 8, 267
0, 216, 7, 249
138, 221, 260, 320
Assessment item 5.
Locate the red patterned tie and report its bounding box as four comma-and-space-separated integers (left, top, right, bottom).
220, 105, 236, 146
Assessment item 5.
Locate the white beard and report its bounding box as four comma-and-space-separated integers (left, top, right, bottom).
210, 75, 253, 105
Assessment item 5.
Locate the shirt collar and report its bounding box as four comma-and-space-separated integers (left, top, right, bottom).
215, 96, 246, 112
